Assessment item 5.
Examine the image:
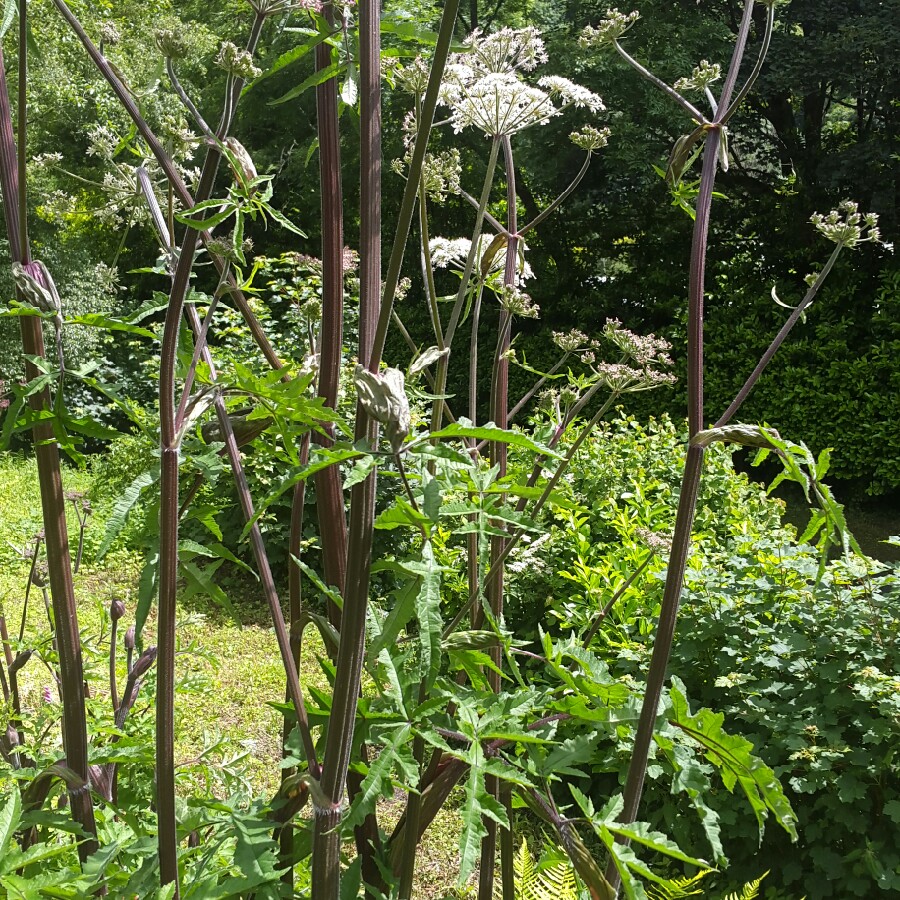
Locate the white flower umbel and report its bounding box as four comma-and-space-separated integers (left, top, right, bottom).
465, 27, 548, 77
429, 235, 534, 281
537, 76, 605, 113
439, 27, 604, 137
444, 72, 558, 136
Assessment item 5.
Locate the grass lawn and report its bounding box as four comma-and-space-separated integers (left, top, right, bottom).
0, 452, 474, 897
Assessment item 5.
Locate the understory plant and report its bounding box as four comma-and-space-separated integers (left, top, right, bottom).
0, 1, 888, 898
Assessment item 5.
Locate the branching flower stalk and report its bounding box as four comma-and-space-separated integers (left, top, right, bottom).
52, 0, 285, 375
580, 3, 797, 893
154, 12, 266, 890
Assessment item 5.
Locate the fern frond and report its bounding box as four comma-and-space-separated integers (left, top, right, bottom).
511, 838, 579, 900
647, 869, 714, 899
721, 870, 769, 900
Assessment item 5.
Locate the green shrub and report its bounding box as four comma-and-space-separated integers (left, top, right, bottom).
505, 414, 899, 897
672, 545, 900, 898
505, 413, 789, 639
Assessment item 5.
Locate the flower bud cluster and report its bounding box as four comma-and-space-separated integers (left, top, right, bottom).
395, 276, 412, 303
579, 9, 640, 48
395, 56, 431, 94
499, 284, 539, 319
602, 318, 672, 366
636, 527, 672, 553
154, 27, 190, 60
593, 362, 676, 392
216, 41, 262, 80
570, 125, 611, 152
552, 329, 589, 353
99, 21, 122, 47
810, 201, 885, 249
391, 112, 462, 203
674, 60, 721, 94
247, 0, 323, 14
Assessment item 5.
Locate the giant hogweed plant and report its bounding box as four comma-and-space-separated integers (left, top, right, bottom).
0, 0, 880, 897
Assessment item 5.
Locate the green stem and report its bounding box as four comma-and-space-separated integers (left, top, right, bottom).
443, 390, 620, 639
518, 149, 592, 236
479, 134, 518, 900
714, 241, 842, 429
613, 40, 705, 122
369, 0, 461, 371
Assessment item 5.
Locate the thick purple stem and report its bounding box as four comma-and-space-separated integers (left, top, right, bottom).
604, 3, 757, 894
0, 44, 98, 862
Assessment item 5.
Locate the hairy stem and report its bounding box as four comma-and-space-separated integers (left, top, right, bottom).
155, 15, 267, 891
479, 134, 519, 900
311, 0, 382, 893
518, 149, 592, 236
612, 41, 705, 122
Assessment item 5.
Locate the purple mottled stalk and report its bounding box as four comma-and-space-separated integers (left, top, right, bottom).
0, 44, 98, 860
313, 4, 348, 622
155, 15, 266, 892
605, 3, 758, 893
